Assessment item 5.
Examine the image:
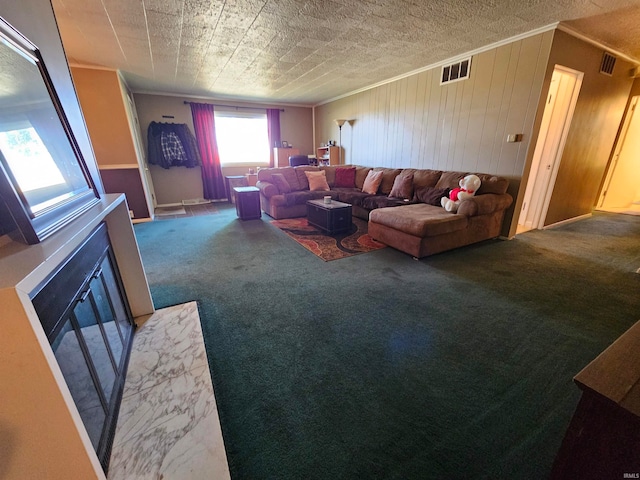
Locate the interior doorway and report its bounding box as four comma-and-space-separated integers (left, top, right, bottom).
596, 95, 640, 215
517, 65, 584, 233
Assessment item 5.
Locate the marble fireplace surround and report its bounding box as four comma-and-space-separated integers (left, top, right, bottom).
108, 302, 230, 479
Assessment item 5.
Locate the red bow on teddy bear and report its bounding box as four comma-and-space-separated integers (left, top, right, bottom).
448, 186, 475, 202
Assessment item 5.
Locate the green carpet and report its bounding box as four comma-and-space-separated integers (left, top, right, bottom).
134, 205, 640, 479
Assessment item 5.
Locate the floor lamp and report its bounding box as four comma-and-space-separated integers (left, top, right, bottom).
335, 119, 346, 164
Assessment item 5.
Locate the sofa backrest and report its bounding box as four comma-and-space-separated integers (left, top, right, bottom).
372, 168, 402, 195
354, 166, 372, 189
258, 165, 509, 196
434, 170, 509, 195
412, 169, 443, 189
319, 165, 338, 187
475, 174, 510, 195
258, 166, 320, 191
295, 166, 320, 190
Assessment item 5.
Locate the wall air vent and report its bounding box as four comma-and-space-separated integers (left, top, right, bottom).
600, 52, 616, 76
441, 57, 472, 85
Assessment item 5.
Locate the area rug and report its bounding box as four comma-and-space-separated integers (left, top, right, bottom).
271, 217, 385, 261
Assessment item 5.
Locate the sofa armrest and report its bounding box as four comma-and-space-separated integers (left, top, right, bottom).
256, 180, 279, 199
457, 193, 513, 216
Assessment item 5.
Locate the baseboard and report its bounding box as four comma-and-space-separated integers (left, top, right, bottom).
156, 202, 183, 208
543, 212, 592, 230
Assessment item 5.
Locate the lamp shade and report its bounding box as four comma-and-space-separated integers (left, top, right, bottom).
334, 119, 346, 127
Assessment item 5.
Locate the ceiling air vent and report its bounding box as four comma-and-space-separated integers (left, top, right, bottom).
441, 57, 472, 85
600, 52, 616, 76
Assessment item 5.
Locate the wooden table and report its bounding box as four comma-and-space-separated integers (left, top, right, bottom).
551, 319, 640, 478
233, 186, 261, 220
306, 199, 352, 234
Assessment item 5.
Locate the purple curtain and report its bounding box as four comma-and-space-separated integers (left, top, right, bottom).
189, 103, 226, 200
267, 108, 281, 167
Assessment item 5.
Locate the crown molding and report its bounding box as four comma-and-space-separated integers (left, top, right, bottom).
130, 89, 314, 109
557, 23, 640, 66
315, 23, 560, 107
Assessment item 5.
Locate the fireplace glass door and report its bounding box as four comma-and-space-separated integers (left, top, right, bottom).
32, 223, 134, 471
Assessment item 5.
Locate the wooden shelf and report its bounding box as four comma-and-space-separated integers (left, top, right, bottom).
316, 146, 340, 165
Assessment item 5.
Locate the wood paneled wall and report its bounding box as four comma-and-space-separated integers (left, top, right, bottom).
315, 31, 554, 235
315, 31, 554, 179
544, 31, 635, 227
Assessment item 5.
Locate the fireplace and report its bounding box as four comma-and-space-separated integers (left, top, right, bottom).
30, 222, 135, 471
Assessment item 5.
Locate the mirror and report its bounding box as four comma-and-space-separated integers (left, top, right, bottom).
0, 17, 99, 244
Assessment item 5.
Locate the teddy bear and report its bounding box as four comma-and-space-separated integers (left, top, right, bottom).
441, 174, 481, 212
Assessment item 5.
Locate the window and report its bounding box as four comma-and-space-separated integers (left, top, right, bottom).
214, 110, 269, 166
0, 124, 86, 215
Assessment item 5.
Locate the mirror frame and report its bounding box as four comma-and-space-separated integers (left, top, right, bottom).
0, 16, 99, 244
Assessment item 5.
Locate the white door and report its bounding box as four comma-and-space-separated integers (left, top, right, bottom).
597, 96, 640, 211
518, 66, 583, 232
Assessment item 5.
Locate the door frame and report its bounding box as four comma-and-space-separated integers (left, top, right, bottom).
518, 65, 584, 232
597, 95, 639, 209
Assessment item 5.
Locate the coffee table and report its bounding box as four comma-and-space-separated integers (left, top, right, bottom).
306, 199, 352, 234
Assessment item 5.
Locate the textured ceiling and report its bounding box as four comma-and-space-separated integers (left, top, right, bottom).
50, 0, 640, 106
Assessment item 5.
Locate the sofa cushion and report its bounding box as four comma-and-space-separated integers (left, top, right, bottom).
271, 173, 291, 194
284, 190, 331, 206
257, 168, 274, 183
388, 173, 414, 199
362, 170, 384, 194
336, 190, 374, 207
476, 174, 510, 195
277, 167, 303, 191
435, 171, 467, 190
374, 168, 402, 195
413, 186, 450, 206
296, 166, 320, 190
320, 166, 338, 187
362, 196, 407, 210
354, 166, 372, 189
370, 204, 468, 238
413, 169, 442, 189
305, 170, 330, 191
335, 167, 356, 188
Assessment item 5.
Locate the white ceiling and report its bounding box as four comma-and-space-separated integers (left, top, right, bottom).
50, 0, 640, 106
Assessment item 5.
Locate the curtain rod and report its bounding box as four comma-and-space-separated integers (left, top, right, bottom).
183, 100, 284, 112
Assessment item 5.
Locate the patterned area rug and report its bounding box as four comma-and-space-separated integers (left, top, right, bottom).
271, 217, 386, 261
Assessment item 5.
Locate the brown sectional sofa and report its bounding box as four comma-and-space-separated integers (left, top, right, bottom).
256, 165, 513, 258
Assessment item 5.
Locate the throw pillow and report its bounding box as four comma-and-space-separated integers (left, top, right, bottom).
362, 170, 383, 194
271, 173, 291, 194
335, 167, 356, 188
305, 170, 330, 192
414, 186, 450, 206
388, 173, 414, 199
